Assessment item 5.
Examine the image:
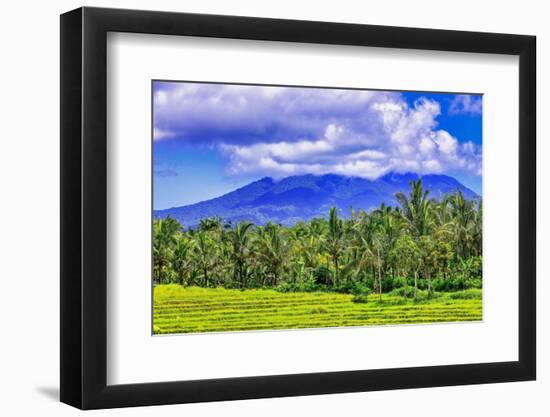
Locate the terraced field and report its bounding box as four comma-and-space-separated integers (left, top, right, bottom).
153, 284, 482, 334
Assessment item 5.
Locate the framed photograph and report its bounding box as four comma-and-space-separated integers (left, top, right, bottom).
60, 6, 536, 409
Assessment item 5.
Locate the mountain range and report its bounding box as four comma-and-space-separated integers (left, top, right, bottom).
154, 172, 479, 227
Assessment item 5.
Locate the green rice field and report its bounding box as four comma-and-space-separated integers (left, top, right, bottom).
153, 284, 482, 334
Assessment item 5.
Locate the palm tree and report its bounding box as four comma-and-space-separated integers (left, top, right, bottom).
198, 216, 223, 233
254, 224, 288, 286
152, 217, 181, 284
348, 209, 380, 284
395, 179, 433, 238
192, 232, 218, 287
388, 234, 421, 299
395, 180, 434, 298
446, 191, 476, 258
308, 217, 327, 240
472, 199, 483, 256
172, 235, 194, 285
227, 222, 254, 288
324, 207, 345, 286
373, 203, 403, 282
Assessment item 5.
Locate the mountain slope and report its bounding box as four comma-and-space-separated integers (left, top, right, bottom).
154, 173, 479, 227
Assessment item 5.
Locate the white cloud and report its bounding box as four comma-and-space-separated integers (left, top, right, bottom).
418, 136, 436, 155
154, 82, 482, 180
434, 130, 458, 156
422, 159, 443, 173
153, 127, 175, 141
350, 149, 387, 160
219, 95, 481, 179
449, 94, 482, 115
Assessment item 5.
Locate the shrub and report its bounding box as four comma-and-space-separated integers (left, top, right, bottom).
389, 286, 441, 301
357, 284, 371, 295
466, 278, 482, 289
301, 278, 324, 292
389, 286, 416, 297
382, 276, 406, 292
455, 277, 468, 289
414, 290, 442, 301
362, 276, 376, 290
274, 282, 296, 293
352, 294, 369, 303
391, 277, 408, 289
350, 282, 372, 296
432, 278, 450, 292
313, 265, 332, 286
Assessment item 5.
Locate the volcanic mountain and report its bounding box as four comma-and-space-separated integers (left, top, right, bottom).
154, 172, 479, 227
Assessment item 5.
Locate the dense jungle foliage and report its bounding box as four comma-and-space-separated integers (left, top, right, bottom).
153, 179, 482, 300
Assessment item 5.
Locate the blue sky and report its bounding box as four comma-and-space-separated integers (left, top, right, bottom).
153, 82, 482, 210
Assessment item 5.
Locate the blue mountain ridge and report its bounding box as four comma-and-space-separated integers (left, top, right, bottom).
154, 172, 479, 228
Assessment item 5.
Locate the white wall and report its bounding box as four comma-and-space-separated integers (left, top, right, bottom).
0, 0, 546, 415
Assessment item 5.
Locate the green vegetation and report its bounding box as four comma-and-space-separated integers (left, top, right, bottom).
153, 179, 482, 333
153, 285, 482, 334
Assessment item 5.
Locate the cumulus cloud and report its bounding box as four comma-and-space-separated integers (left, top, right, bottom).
153, 82, 482, 180
153, 83, 392, 144
153, 127, 176, 141
448, 94, 482, 115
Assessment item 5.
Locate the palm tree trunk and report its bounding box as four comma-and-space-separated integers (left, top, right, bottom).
414, 270, 418, 301
158, 259, 163, 284
402, 269, 408, 299
427, 271, 431, 296
334, 257, 339, 286
377, 246, 382, 301
378, 270, 382, 301
273, 266, 279, 287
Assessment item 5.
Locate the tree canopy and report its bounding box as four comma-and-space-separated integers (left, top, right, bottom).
153, 179, 482, 300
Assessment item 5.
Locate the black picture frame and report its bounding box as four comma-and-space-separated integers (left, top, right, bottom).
60, 6, 536, 410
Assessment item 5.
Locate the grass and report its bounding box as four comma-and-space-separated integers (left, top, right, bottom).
153, 284, 482, 334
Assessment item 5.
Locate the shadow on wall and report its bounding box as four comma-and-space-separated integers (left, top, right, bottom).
35, 386, 59, 401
